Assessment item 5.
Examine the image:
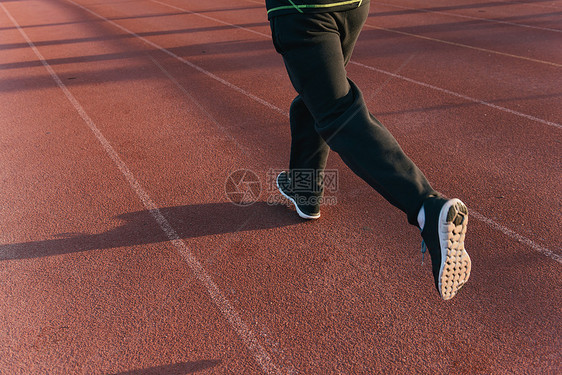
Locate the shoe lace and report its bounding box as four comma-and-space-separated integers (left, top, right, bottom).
421, 240, 427, 265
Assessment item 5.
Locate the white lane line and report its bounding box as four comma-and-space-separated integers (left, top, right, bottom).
65, 0, 288, 117
62, 0, 562, 263
500, 0, 562, 10
151, 0, 271, 38
375, 1, 562, 34
470, 209, 562, 264
151, 0, 561, 130
239, 0, 562, 66
350, 60, 562, 129
147, 54, 252, 156
361, 22, 562, 68
0, 4, 283, 374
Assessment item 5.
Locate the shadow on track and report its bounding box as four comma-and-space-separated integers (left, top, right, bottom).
369, 1, 561, 18
111, 359, 221, 375
0, 202, 302, 260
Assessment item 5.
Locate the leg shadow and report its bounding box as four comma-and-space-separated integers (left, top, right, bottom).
112, 359, 221, 374
1, 202, 302, 260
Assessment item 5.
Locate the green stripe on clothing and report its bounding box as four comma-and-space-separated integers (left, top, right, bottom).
267, 0, 363, 15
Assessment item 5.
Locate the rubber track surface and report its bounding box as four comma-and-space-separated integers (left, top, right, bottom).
1, 0, 561, 373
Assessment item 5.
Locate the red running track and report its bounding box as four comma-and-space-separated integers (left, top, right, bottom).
1, 0, 561, 373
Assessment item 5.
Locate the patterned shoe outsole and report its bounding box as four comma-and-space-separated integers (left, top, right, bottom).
438, 199, 471, 300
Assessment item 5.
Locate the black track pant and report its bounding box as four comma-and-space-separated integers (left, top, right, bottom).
269, 4, 437, 225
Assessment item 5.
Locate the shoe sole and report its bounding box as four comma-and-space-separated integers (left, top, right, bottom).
438, 199, 471, 300
276, 174, 320, 220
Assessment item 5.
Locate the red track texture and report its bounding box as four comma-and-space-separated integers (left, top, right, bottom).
1, 0, 561, 374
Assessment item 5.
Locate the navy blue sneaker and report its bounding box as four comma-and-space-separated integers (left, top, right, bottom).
421, 197, 471, 300
276, 171, 321, 220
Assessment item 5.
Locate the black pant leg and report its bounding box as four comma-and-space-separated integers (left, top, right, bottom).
289, 96, 330, 186
271, 6, 437, 225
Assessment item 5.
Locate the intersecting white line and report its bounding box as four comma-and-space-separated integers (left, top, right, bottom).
0, 3, 284, 374
63, 0, 562, 263
375, 1, 562, 34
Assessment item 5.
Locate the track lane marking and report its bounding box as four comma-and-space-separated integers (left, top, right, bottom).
61, 0, 561, 263
66, 0, 288, 116
470, 210, 562, 264
150, 0, 562, 130
349, 60, 562, 129
374, 1, 562, 33
151, 0, 271, 39
147, 54, 252, 156
361, 22, 562, 68
499, 0, 562, 10
0, 3, 283, 374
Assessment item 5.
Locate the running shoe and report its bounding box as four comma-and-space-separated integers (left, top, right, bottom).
421, 196, 471, 300
276, 171, 321, 220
